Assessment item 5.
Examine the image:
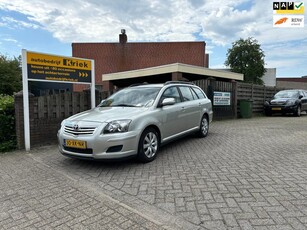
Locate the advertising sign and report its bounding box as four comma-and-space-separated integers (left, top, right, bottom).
27, 51, 92, 83
214, 91, 231, 106
22, 49, 95, 151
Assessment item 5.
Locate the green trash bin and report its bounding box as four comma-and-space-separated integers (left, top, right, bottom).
239, 99, 253, 118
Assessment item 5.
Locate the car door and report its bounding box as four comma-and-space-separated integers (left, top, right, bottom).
177, 86, 201, 130
301, 90, 307, 111
158, 86, 186, 140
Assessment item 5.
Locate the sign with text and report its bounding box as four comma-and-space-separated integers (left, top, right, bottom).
22, 49, 95, 151
273, 1, 304, 27
213, 92, 231, 106
273, 1, 304, 14
27, 52, 92, 83
273, 15, 304, 27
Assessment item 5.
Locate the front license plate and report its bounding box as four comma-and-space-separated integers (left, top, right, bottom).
65, 139, 87, 149
272, 107, 281, 111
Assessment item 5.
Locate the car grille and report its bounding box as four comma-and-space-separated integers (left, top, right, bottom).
271, 101, 286, 105
64, 125, 96, 135
63, 146, 93, 154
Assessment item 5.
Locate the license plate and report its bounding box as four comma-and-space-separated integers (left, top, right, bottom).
65, 139, 87, 149
272, 107, 282, 111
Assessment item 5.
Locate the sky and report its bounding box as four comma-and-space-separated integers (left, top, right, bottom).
0, 0, 306, 78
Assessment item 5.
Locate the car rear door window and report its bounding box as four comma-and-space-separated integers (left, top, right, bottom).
192, 87, 206, 99
189, 87, 199, 100
179, 86, 194, 101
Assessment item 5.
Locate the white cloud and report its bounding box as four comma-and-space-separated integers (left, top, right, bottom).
3, 38, 18, 43
0, 0, 306, 76
1, 16, 40, 29
0, 0, 306, 44
0, 0, 201, 42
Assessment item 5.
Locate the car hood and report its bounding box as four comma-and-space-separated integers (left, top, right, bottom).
271, 98, 295, 103
65, 106, 149, 124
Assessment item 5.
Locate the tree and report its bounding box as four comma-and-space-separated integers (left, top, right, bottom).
225, 37, 266, 85
0, 54, 22, 95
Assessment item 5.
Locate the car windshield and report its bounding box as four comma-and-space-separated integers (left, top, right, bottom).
99, 87, 161, 107
274, 90, 299, 99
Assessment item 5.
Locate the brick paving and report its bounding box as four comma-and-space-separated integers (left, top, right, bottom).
1, 115, 307, 229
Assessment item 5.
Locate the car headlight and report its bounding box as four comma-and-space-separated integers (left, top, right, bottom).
286, 99, 296, 106
60, 119, 66, 126
59, 119, 66, 131
103, 120, 131, 134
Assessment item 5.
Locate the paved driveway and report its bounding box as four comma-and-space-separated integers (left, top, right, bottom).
1, 115, 307, 229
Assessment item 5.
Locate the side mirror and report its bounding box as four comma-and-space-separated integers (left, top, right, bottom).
299, 95, 303, 99
98, 99, 105, 106
161, 97, 176, 106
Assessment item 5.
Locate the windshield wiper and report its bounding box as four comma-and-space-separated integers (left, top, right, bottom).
112, 104, 137, 107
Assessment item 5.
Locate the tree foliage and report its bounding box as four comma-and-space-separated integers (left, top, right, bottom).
225, 37, 266, 85
0, 54, 22, 95
0, 94, 16, 152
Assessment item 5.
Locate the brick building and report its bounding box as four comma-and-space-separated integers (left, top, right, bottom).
72, 30, 209, 91
277, 77, 307, 90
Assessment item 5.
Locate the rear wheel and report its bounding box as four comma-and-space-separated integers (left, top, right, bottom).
137, 127, 159, 163
197, 115, 209, 137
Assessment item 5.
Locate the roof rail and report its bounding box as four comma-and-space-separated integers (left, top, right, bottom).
128, 82, 149, 87
164, 81, 195, 85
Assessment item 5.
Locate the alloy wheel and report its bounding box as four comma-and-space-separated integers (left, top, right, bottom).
143, 131, 158, 158
201, 117, 209, 136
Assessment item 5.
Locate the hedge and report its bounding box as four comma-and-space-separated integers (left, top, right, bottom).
0, 95, 16, 152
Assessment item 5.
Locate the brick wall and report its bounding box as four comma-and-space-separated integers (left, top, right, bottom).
72, 42, 206, 91
276, 81, 307, 90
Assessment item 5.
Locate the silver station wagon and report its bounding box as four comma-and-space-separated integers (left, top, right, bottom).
58, 81, 213, 162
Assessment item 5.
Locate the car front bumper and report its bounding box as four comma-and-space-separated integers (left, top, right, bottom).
264, 104, 298, 114
58, 130, 140, 160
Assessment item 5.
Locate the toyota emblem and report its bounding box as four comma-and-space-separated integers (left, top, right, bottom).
73, 124, 79, 131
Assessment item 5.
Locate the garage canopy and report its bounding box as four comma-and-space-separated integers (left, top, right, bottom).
102, 63, 243, 89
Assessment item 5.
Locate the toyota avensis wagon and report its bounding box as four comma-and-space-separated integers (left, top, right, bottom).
58, 81, 213, 163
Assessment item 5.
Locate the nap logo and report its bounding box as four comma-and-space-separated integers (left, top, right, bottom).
273, 2, 294, 10
273, 1, 304, 14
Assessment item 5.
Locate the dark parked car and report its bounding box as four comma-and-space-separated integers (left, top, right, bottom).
264, 89, 307, 116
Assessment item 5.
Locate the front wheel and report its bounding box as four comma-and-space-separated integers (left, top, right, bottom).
294, 105, 301, 117
265, 110, 272, 116
197, 115, 209, 138
137, 128, 159, 163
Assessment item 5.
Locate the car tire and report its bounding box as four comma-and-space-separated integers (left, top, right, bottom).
265, 110, 272, 116
294, 105, 301, 117
137, 127, 159, 163
197, 115, 209, 138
